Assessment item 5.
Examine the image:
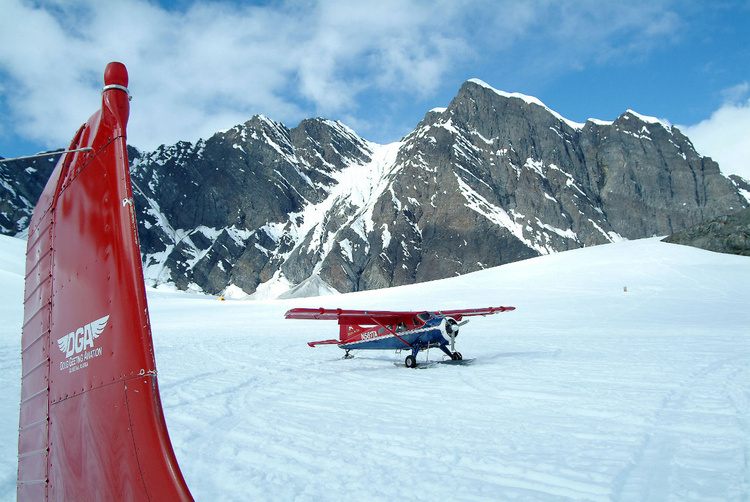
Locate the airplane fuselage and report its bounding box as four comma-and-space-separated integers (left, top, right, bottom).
338, 314, 453, 352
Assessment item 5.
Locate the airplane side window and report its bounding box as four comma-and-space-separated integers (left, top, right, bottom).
413, 317, 421, 326
378, 327, 385, 334
397, 322, 406, 332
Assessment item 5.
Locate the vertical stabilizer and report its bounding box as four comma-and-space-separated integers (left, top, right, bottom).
18, 62, 193, 501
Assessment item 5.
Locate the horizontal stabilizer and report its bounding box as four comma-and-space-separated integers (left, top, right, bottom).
308, 339, 341, 347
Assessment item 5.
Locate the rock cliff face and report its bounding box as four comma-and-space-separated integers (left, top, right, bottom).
3, 80, 747, 297
729, 174, 750, 200
127, 115, 373, 294
273, 79, 746, 295
0, 153, 57, 236
663, 207, 750, 256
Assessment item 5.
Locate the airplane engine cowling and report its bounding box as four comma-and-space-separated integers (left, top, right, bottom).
445, 317, 459, 336
440, 317, 460, 344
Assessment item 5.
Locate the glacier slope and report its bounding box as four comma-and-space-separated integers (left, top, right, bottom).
0, 235, 748, 500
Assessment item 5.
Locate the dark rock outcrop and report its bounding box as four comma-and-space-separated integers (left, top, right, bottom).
0, 153, 58, 235
663, 207, 750, 256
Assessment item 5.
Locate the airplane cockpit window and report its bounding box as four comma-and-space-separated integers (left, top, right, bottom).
417, 312, 433, 322
396, 322, 407, 332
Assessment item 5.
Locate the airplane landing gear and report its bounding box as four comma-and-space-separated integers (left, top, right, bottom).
439, 343, 462, 361
405, 355, 417, 368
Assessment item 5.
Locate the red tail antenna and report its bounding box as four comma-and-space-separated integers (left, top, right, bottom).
18, 62, 193, 500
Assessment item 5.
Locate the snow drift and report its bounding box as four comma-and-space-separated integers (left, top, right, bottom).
1, 234, 749, 500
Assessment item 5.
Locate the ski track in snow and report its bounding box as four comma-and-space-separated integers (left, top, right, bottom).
0, 235, 749, 501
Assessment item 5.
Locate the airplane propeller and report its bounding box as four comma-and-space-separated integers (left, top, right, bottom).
445, 317, 469, 353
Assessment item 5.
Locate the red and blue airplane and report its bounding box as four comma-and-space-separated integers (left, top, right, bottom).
285, 306, 515, 367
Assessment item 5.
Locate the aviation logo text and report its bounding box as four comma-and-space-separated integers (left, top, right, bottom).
57, 314, 110, 373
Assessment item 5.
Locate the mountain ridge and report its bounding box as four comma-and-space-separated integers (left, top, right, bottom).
2, 80, 747, 298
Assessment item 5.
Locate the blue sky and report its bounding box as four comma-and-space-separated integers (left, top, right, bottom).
1, 0, 749, 178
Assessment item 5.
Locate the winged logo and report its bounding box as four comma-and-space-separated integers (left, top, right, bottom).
57, 314, 110, 358
90, 314, 110, 339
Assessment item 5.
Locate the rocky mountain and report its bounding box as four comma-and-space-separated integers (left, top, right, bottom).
663, 206, 750, 256
729, 174, 750, 200
2, 79, 747, 298
0, 153, 57, 236
126, 114, 374, 296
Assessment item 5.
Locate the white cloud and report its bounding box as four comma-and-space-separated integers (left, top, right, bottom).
0, 0, 687, 153
681, 83, 750, 181
0, 0, 479, 150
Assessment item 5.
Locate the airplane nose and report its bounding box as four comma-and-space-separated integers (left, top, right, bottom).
444, 317, 469, 353
445, 318, 459, 336
445, 317, 468, 335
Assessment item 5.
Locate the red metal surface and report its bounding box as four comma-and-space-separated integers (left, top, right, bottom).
18, 62, 192, 501
285, 306, 515, 325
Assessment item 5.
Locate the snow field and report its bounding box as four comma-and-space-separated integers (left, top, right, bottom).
0, 235, 748, 500
0, 236, 25, 499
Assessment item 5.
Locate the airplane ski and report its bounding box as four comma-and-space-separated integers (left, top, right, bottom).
394, 358, 477, 368
17, 63, 192, 501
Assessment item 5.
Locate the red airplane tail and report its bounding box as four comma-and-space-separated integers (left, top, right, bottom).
18, 63, 192, 501
340, 324, 370, 341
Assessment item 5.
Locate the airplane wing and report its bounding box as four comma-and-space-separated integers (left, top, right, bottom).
430, 306, 515, 321
284, 306, 515, 325
285, 308, 420, 325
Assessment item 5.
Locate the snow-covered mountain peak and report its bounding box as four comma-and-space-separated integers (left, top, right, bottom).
466, 78, 586, 130
622, 109, 671, 128
3, 79, 745, 300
